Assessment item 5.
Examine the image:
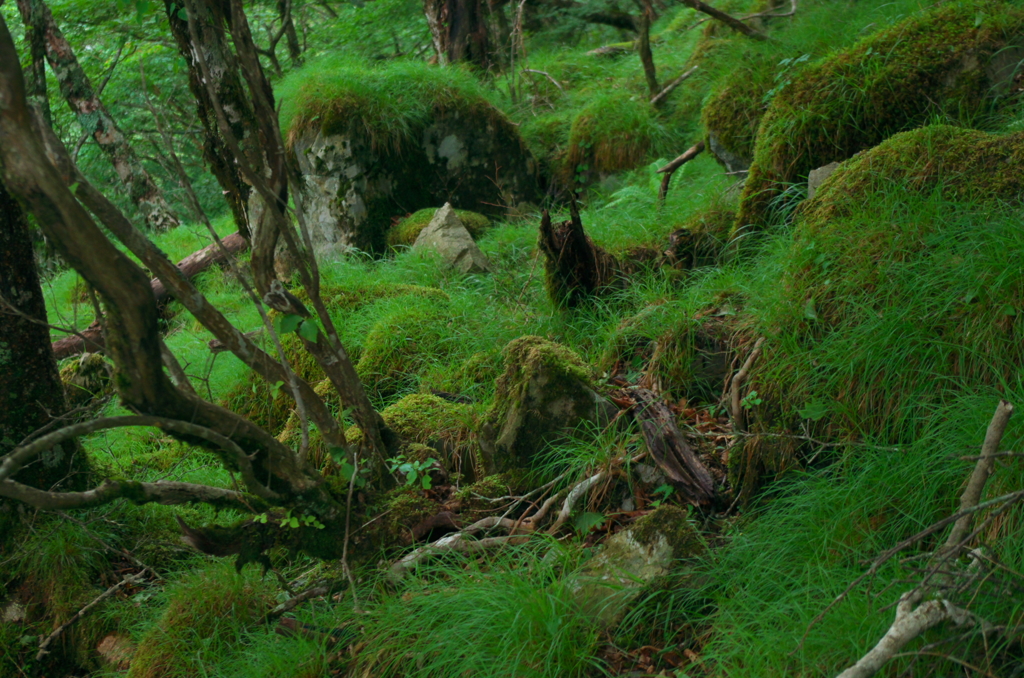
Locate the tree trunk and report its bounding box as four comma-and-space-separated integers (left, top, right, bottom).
163, 0, 259, 239
0, 178, 88, 492
15, 0, 51, 127
15, 0, 180, 231
278, 0, 303, 67
424, 0, 491, 70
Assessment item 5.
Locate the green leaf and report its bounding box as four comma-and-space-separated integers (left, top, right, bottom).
1002, 304, 1017, 317
574, 512, 606, 534
803, 297, 818, 320
798, 399, 829, 421
420, 475, 432, 490
68, 182, 80, 194
274, 314, 303, 336
328, 446, 347, 463
288, 516, 300, 528
297, 320, 319, 342
653, 484, 673, 498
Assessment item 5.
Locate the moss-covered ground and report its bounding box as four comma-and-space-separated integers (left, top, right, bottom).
5, 0, 1024, 676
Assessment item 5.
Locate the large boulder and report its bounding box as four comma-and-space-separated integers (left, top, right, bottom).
479, 336, 617, 474
735, 0, 1024, 231
283, 64, 539, 256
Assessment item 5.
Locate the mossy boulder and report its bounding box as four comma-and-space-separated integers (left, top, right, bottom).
127, 565, 274, 678
283, 63, 539, 255
479, 336, 617, 474
566, 91, 679, 186
355, 297, 456, 400
389, 206, 491, 248
701, 57, 774, 174
571, 506, 703, 627
734, 125, 1024, 492
735, 0, 1024, 231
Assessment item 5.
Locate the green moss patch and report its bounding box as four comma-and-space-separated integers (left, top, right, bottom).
566, 91, 682, 184
388, 207, 492, 248
736, 0, 1024, 230
279, 58, 497, 152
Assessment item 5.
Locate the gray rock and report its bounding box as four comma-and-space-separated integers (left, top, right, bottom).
479, 336, 617, 474
708, 131, 751, 176
412, 204, 492, 274
807, 161, 841, 200
288, 103, 540, 257
570, 506, 703, 627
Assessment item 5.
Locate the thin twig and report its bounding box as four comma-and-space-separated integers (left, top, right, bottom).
36, 572, 145, 660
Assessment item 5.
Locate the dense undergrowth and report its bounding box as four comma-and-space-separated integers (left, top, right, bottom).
4, 0, 1024, 676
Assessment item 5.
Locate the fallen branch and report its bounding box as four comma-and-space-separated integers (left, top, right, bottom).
730, 337, 765, 432
36, 571, 146, 661
832, 400, 1014, 678
650, 65, 698, 107
50, 232, 248, 359
681, 0, 768, 40
522, 68, 564, 92
657, 141, 705, 202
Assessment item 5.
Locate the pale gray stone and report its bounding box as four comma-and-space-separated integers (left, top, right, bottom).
413, 203, 493, 275
807, 161, 841, 200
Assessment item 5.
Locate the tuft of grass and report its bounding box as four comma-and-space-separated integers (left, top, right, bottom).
277, 57, 501, 151
342, 542, 605, 678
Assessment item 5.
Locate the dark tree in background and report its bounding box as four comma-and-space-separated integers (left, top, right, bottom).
0, 179, 88, 496
424, 0, 492, 69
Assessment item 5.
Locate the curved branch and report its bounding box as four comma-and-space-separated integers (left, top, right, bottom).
0, 415, 280, 500
0, 477, 260, 512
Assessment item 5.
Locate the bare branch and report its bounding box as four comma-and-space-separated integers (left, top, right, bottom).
680, 0, 768, 40
731, 337, 765, 431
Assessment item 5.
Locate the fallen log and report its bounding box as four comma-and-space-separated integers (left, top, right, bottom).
630, 387, 715, 505
51, 232, 247, 360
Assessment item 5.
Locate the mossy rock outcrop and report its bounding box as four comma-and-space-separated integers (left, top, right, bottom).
732, 125, 1024, 494
479, 336, 616, 474
735, 0, 1024, 231
283, 63, 539, 255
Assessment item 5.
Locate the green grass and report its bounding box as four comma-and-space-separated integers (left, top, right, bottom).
277, 57, 501, 150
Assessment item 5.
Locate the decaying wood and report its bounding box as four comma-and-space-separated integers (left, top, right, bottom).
681, 0, 767, 40
51, 232, 248, 359
657, 140, 705, 201
630, 388, 714, 505
650, 65, 698, 107
538, 195, 624, 308
730, 336, 765, 432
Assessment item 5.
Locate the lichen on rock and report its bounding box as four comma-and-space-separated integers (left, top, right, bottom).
479, 336, 617, 474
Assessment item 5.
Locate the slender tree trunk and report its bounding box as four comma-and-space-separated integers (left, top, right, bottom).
15, 0, 51, 127
15, 0, 179, 231
278, 0, 303, 67
163, 0, 256, 239
0, 178, 87, 492
638, 2, 658, 97
424, 0, 491, 70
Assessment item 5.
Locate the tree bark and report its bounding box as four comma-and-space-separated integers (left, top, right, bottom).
0, 20, 328, 506
538, 196, 624, 308
14, 0, 51, 127
277, 0, 303, 67
162, 0, 255, 238
637, 4, 658, 98
680, 0, 767, 40
0, 177, 87, 492
424, 0, 491, 70
15, 0, 180, 231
